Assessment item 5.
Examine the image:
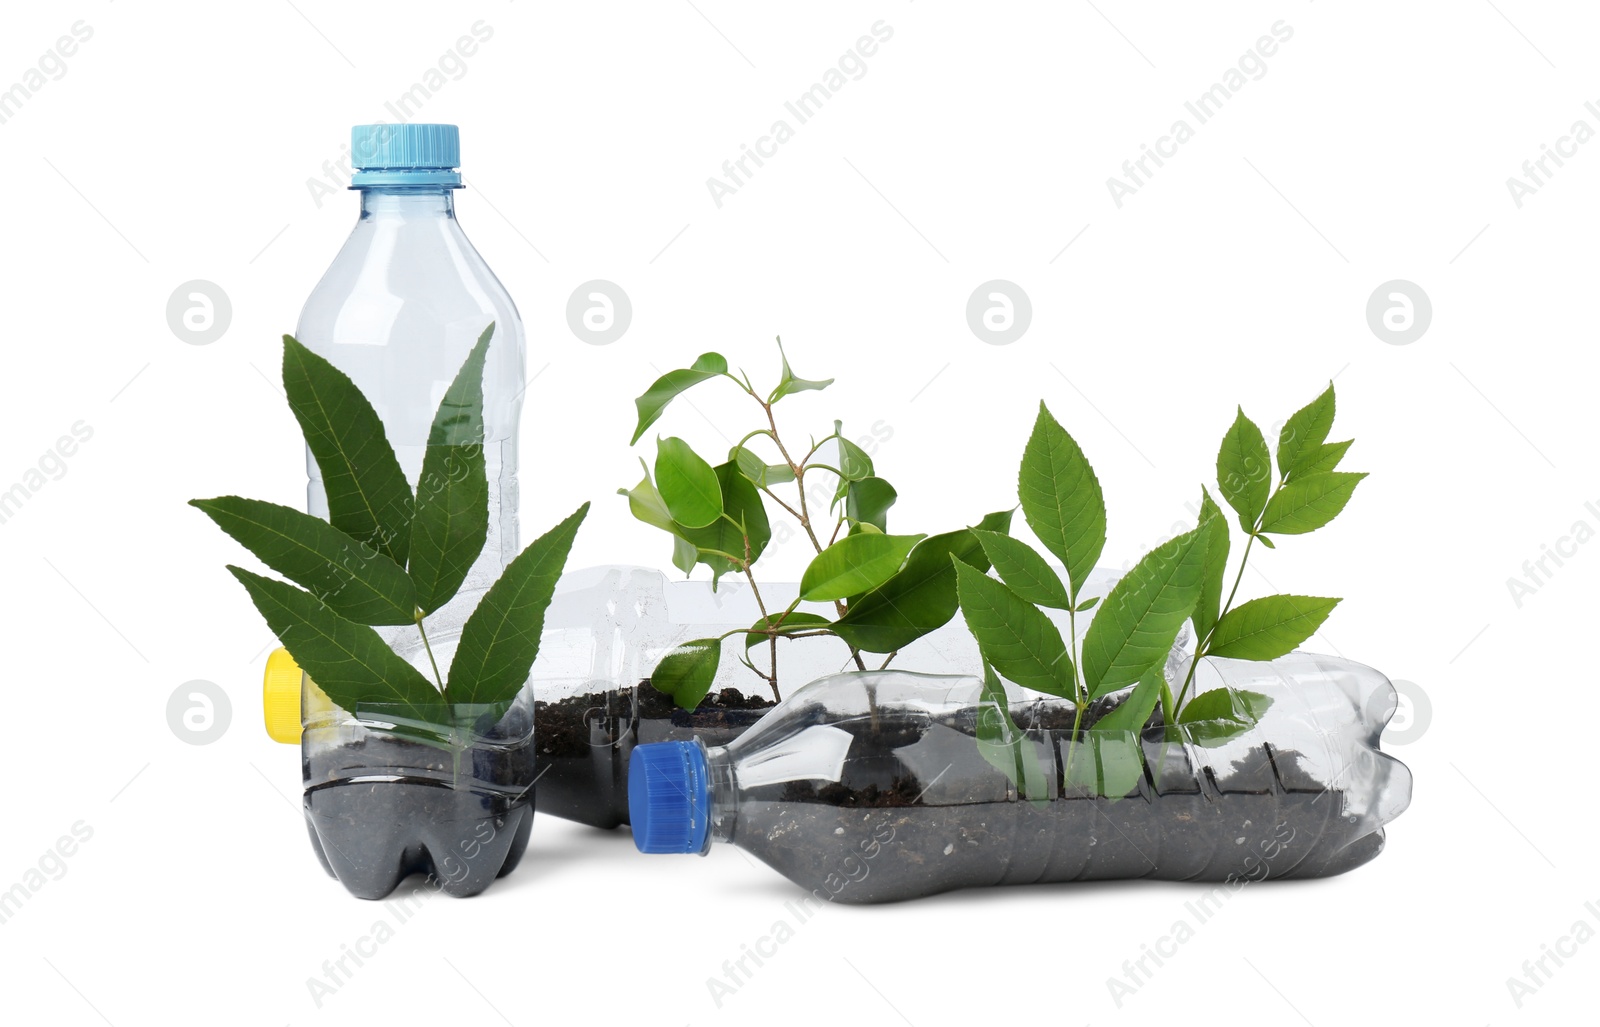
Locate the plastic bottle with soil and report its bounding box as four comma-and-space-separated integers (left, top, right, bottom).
531, 565, 1125, 829
268, 124, 534, 899
628, 656, 1412, 903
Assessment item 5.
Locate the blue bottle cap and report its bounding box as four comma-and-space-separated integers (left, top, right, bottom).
629, 741, 712, 854
350, 124, 462, 188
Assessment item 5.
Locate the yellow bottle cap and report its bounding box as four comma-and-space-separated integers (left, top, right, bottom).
263, 647, 303, 744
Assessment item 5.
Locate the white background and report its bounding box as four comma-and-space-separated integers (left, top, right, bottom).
0, 1, 1592, 1024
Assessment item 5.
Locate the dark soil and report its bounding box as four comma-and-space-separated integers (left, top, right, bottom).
728, 709, 1382, 904
534, 681, 775, 828
304, 720, 535, 900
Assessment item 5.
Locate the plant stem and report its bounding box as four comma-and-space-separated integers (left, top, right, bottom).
1176, 514, 1262, 710
741, 535, 783, 703
415, 613, 446, 694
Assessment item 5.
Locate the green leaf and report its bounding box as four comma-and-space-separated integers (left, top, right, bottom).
831, 526, 991, 653
730, 444, 795, 487
1276, 382, 1337, 480
953, 559, 1073, 698
1069, 668, 1162, 799
655, 437, 723, 529
971, 530, 1071, 609
1018, 402, 1106, 598
650, 638, 722, 711
799, 532, 925, 602
618, 459, 675, 534
671, 535, 698, 576
1258, 471, 1366, 535
976, 663, 1049, 803
1193, 488, 1230, 644
768, 338, 834, 403
1300, 439, 1353, 477
446, 503, 589, 704
743, 612, 832, 648
1216, 407, 1272, 531
845, 476, 897, 534
226, 566, 437, 719
1092, 665, 1164, 734
191, 497, 417, 625
1178, 687, 1274, 746
1207, 594, 1339, 660
674, 461, 772, 586
282, 336, 413, 565
1075, 595, 1100, 613
630, 353, 729, 444
409, 325, 492, 614
1081, 522, 1211, 699
835, 434, 874, 481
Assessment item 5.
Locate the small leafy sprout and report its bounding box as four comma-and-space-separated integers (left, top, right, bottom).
962, 383, 1365, 800
191, 324, 589, 740
621, 338, 1011, 710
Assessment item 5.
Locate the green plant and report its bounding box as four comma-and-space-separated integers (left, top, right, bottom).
961, 383, 1363, 796
620, 340, 1012, 709
191, 324, 588, 737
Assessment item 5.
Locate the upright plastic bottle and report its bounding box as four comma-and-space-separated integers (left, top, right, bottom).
285, 124, 534, 898
629, 657, 1412, 904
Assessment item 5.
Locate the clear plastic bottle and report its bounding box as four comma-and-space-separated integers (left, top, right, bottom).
289, 124, 532, 898
629, 657, 1412, 903
531, 565, 1126, 828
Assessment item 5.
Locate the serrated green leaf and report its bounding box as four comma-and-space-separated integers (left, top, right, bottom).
1207, 594, 1339, 660
1300, 439, 1353, 476
1091, 665, 1164, 734
972, 530, 1071, 609
446, 503, 589, 704
630, 353, 729, 445
192, 497, 417, 625
656, 437, 723, 529
953, 559, 1073, 697
1276, 382, 1336, 479
1018, 402, 1106, 598
976, 663, 1049, 803
845, 476, 897, 534
831, 521, 1000, 653
409, 325, 493, 614
1069, 668, 1156, 798
1081, 522, 1211, 699
729, 444, 794, 487
674, 461, 772, 586
768, 338, 834, 403
1258, 471, 1366, 535
743, 612, 832, 648
1217, 407, 1272, 531
226, 566, 437, 719
650, 638, 722, 711
800, 532, 925, 602
1193, 488, 1230, 644
282, 335, 413, 565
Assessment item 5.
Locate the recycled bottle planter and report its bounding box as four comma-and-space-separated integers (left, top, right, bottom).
630, 654, 1412, 903
532, 565, 1096, 828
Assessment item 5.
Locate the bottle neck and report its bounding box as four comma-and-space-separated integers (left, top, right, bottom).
704, 745, 740, 847
358, 187, 456, 219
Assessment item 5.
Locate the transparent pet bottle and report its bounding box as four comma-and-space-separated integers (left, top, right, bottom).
530, 565, 1121, 829
628, 657, 1412, 903
285, 123, 533, 898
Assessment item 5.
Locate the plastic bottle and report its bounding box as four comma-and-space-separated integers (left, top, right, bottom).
284, 124, 533, 898
628, 656, 1412, 903
531, 565, 1126, 828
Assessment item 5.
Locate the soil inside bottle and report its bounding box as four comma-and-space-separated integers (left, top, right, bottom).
304, 727, 535, 901
728, 703, 1380, 904
534, 681, 776, 828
